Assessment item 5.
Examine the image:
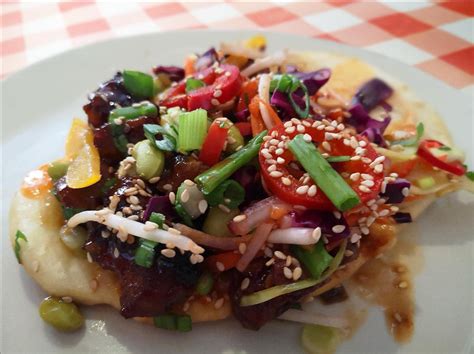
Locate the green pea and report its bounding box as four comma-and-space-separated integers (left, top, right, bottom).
225, 125, 244, 153
202, 207, 240, 237
132, 140, 165, 181
59, 225, 87, 256
39, 297, 84, 332
196, 272, 214, 296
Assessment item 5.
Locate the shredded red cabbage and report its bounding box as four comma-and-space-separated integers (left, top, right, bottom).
353, 78, 393, 112
381, 178, 411, 204
287, 210, 350, 238
143, 195, 177, 222
393, 212, 412, 224
152, 66, 185, 82
195, 48, 218, 72
294, 68, 331, 96
234, 108, 250, 122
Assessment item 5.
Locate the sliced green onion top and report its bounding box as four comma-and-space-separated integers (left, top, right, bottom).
195, 130, 267, 194
204, 179, 245, 209
143, 123, 177, 152
291, 241, 333, 279
301, 324, 343, 354
185, 78, 205, 93
134, 239, 157, 268
108, 101, 158, 123
326, 155, 351, 163
288, 135, 360, 211
240, 240, 346, 307
153, 314, 192, 332
14, 230, 28, 264
149, 212, 165, 228
174, 203, 194, 227
178, 109, 208, 152
269, 74, 310, 118
123, 70, 154, 99
109, 122, 129, 154
392, 122, 424, 147
466, 171, 474, 181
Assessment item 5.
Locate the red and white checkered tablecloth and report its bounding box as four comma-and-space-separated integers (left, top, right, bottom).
1, 1, 473, 93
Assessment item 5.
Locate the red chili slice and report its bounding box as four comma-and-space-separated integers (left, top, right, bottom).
259, 118, 384, 211
199, 119, 230, 166
417, 139, 466, 176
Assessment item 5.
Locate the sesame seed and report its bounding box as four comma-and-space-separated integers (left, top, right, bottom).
101, 230, 111, 238
183, 302, 190, 312
265, 258, 275, 266
296, 125, 305, 133
390, 206, 399, 212
345, 250, 354, 257
333, 211, 342, 219
398, 281, 408, 289
281, 176, 291, 185
198, 199, 208, 214
351, 233, 362, 243
144, 221, 158, 231
361, 173, 373, 180
163, 184, 173, 191
275, 148, 284, 155
233, 214, 247, 223
214, 298, 225, 309
213, 90, 222, 98
184, 179, 195, 186
296, 185, 309, 195
307, 185, 317, 197
284, 121, 293, 128
291, 118, 301, 125
394, 313, 403, 323
169, 192, 176, 204
361, 226, 370, 235
161, 249, 176, 258
285, 126, 295, 134
211, 98, 220, 106
129, 195, 140, 205
317, 124, 325, 130
130, 204, 142, 211
402, 187, 410, 197
239, 243, 247, 254
332, 225, 346, 234
303, 134, 312, 142
190, 254, 204, 264
293, 267, 303, 281
359, 185, 371, 193
361, 180, 375, 187
264, 247, 273, 257
241, 277, 250, 290
274, 250, 286, 260
113, 248, 120, 258
283, 267, 293, 279
370, 156, 385, 167
218, 204, 231, 213
302, 120, 311, 127
168, 227, 181, 235
374, 164, 384, 173
87, 252, 93, 263
337, 123, 345, 131
62, 296, 72, 303
362, 157, 372, 164
269, 138, 279, 145
276, 157, 285, 164
366, 216, 376, 226
180, 188, 190, 203
270, 171, 283, 178
321, 141, 331, 151
216, 262, 225, 272
267, 164, 277, 172
285, 256, 292, 267
312, 227, 321, 241
266, 159, 277, 165
113, 118, 123, 125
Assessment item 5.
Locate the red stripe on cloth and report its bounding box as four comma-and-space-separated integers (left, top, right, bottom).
67, 19, 110, 38
144, 3, 186, 20
371, 13, 432, 37
439, 1, 474, 17
440, 46, 474, 76
1, 10, 22, 27
1, 37, 25, 55
58, 1, 95, 12
246, 6, 297, 27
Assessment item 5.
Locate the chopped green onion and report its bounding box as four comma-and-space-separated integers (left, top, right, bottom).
466, 171, 474, 181
110, 123, 128, 154
392, 122, 424, 147
123, 70, 154, 99
270, 74, 293, 92
178, 109, 208, 152
62, 206, 84, 220
47, 161, 69, 181
438, 146, 451, 151
415, 176, 436, 190
240, 240, 346, 307
14, 230, 28, 264
291, 241, 333, 279
153, 314, 192, 332
176, 315, 192, 332
108, 101, 157, 123
134, 239, 157, 268
144, 123, 177, 152
153, 314, 177, 330
270, 74, 310, 119
202, 207, 240, 237
288, 135, 360, 211
195, 130, 267, 194
185, 78, 205, 93
301, 325, 343, 354
149, 212, 165, 228
205, 179, 245, 209
196, 272, 214, 295
326, 155, 351, 163
174, 203, 194, 227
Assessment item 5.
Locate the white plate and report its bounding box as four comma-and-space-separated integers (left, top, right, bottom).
1, 30, 473, 354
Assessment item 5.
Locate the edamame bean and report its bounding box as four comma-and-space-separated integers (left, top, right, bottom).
132, 140, 165, 181
39, 297, 84, 332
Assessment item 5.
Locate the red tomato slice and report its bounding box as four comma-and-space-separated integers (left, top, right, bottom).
235, 122, 252, 137
188, 64, 242, 111
259, 118, 384, 211
160, 81, 187, 109
199, 118, 230, 166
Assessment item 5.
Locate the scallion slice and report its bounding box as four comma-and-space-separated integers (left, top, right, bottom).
204, 179, 245, 209
14, 230, 28, 264
240, 241, 346, 307
291, 241, 333, 279
326, 156, 351, 163
195, 130, 267, 194
288, 135, 360, 211
176, 315, 192, 332
149, 212, 165, 228
123, 70, 154, 99
196, 272, 214, 296
134, 239, 157, 268
108, 101, 157, 123
153, 314, 192, 332
185, 78, 205, 93
177, 109, 208, 152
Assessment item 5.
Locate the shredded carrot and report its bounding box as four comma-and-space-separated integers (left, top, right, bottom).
256, 97, 282, 127
184, 55, 196, 76
206, 251, 241, 272
237, 79, 258, 112
249, 96, 265, 136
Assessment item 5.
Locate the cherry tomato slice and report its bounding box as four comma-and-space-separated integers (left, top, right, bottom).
259, 118, 384, 210
417, 139, 466, 176
188, 64, 242, 111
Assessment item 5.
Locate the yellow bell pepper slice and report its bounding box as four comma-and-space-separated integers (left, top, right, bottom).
244, 35, 266, 50
65, 119, 101, 189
